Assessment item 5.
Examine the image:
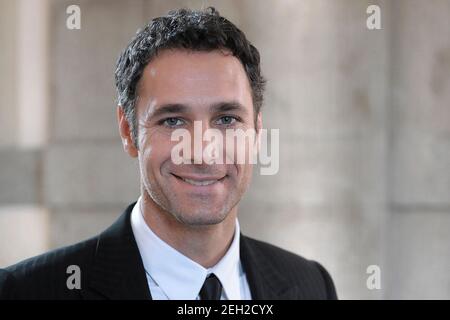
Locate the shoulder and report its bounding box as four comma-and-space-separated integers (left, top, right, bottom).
242, 235, 338, 299
0, 237, 98, 299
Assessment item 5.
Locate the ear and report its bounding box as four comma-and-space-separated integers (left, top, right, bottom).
255, 112, 263, 152
117, 106, 138, 158
256, 112, 262, 133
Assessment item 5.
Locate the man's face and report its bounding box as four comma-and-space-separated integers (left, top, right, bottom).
120, 49, 261, 226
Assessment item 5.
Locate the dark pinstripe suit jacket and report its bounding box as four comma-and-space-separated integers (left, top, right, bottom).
0, 203, 337, 300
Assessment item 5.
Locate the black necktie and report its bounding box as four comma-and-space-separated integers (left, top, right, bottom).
199, 273, 222, 300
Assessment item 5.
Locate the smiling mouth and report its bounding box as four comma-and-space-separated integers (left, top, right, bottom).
171, 173, 226, 186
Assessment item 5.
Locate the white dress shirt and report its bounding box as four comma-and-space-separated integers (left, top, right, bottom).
130, 197, 252, 300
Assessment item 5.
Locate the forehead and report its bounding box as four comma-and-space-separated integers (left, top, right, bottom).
138, 49, 253, 109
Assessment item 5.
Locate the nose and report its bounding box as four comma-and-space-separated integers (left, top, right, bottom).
190, 119, 218, 165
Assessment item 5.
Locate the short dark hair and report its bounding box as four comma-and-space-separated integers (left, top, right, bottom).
114, 7, 266, 147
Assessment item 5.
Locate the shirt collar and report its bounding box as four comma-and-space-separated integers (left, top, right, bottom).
131, 196, 242, 300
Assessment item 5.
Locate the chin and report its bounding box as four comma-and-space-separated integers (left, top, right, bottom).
170, 204, 231, 226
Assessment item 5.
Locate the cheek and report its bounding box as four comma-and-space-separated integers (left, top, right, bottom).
224, 134, 257, 166
227, 161, 252, 187
237, 162, 253, 181
139, 131, 175, 178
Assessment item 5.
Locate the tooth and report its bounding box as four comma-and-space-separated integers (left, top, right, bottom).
182, 178, 217, 186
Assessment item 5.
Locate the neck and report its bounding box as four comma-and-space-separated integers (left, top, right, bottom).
139, 190, 238, 268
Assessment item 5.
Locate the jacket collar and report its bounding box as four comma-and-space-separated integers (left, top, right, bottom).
240, 234, 299, 300
85, 202, 151, 300
84, 202, 296, 300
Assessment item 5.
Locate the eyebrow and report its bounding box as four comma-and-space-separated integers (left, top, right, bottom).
150, 103, 189, 119
149, 101, 249, 119
209, 101, 249, 116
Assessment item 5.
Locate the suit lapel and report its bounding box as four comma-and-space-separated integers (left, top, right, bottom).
84, 202, 152, 300
82, 203, 297, 300
240, 235, 299, 299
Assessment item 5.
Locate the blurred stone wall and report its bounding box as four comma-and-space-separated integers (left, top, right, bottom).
0, 0, 449, 299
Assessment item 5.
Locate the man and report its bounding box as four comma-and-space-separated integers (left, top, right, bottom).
0, 7, 337, 300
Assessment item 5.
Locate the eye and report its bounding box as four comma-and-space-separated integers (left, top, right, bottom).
161, 117, 185, 127
216, 116, 237, 126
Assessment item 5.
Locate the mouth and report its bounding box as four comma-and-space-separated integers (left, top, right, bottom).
170, 173, 227, 187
